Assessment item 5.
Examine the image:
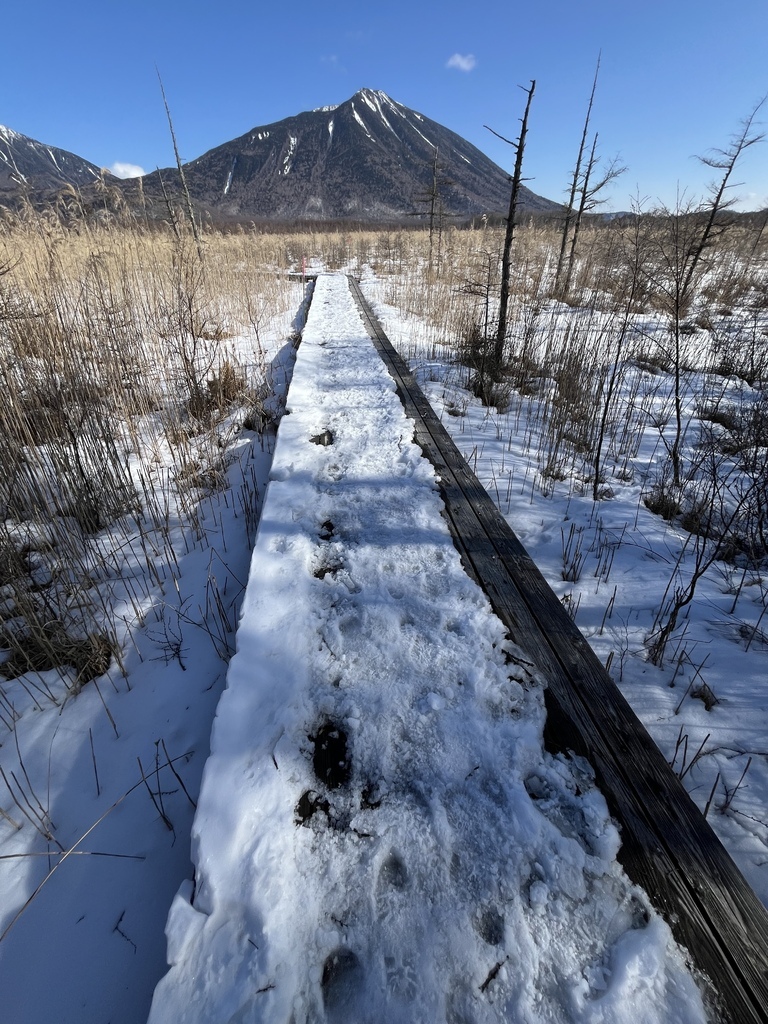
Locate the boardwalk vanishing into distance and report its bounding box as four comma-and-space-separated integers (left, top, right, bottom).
148, 274, 767, 1024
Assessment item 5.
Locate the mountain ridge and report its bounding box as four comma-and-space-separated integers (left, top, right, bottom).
131, 88, 558, 223
0, 124, 107, 201
1, 90, 561, 224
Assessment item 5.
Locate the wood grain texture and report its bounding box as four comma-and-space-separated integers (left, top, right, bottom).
348, 275, 768, 1024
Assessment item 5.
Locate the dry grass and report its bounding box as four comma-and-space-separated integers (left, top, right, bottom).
0, 207, 300, 695
0, 201, 766, 690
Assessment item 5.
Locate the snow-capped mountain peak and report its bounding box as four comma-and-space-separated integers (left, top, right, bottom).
125, 88, 558, 223
0, 124, 105, 199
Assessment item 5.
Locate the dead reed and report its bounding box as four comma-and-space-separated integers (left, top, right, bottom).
0, 204, 300, 699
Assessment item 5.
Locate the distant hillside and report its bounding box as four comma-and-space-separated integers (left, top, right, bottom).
0, 91, 561, 224
0, 125, 106, 202
125, 88, 560, 224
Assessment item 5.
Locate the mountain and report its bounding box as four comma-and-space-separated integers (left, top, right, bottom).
0, 91, 560, 223
0, 124, 106, 201
129, 88, 559, 224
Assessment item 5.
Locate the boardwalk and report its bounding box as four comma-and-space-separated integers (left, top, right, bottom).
147, 274, 755, 1024
349, 276, 768, 1024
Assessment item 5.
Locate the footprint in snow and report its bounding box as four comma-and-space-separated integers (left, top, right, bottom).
311, 720, 352, 790
295, 790, 330, 827
375, 852, 421, 1005
474, 905, 505, 946
310, 428, 335, 447
378, 850, 408, 891
524, 770, 596, 853
384, 953, 418, 1002
321, 948, 366, 1021
313, 556, 345, 580
320, 462, 345, 483
375, 850, 411, 929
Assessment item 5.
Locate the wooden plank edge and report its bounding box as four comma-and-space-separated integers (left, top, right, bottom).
347, 276, 768, 1024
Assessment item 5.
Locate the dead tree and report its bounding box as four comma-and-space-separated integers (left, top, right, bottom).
485, 78, 536, 374
157, 69, 203, 259
554, 55, 600, 296
414, 148, 453, 276
561, 135, 626, 296
643, 99, 765, 487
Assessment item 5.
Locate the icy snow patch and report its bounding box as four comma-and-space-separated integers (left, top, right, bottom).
360, 90, 399, 137
351, 104, 374, 141
148, 275, 709, 1024
280, 135, 298, 175
405, 116, 435, 149
223, 156, 237, 195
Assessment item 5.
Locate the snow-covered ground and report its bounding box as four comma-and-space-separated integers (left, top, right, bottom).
148, 275, 709, 1024
0, 284, 304, 1024
360, 272, 768, 910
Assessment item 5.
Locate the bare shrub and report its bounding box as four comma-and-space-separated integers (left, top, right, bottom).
0, 201, 301, 707
206, 359, 247, 410
0, 621, 113, 692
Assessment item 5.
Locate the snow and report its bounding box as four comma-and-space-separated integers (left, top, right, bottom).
0, 288, 305, 1024
377, 91, 405, 115
223, 157, 236, 195
360, 89, 402, 115
360, 90, 399, 138
147, 275, 708, 1024
360, 273, 768, 911
405, 116, 435, 149
281, 135, 297, 175
0, 129, 28, 180
351, 103, 374, 142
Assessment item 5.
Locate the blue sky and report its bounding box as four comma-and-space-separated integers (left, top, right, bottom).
3, 0, 766, 210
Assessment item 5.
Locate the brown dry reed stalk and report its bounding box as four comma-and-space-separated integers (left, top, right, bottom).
0, 204, 300, 703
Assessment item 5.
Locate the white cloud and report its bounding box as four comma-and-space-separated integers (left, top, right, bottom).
446, 53, 477, 73
110, 161, 145, 179
731, 191, 767, 212
321, 54, 346, 73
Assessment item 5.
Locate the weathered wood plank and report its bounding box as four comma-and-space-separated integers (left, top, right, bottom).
348, 275, 768, 1024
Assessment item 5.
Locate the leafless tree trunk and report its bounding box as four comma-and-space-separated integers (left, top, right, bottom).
414, 148, 452, 277
554, 55, 600, 296
562, 135, 625, 297
592, 213, 646, 500
157, 69, 203, 259
644, 99, 765, 487
428, 147, 439, 272
486, 79, 536, 373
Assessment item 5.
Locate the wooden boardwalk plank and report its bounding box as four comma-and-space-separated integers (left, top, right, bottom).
348, 275, 768, 1024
